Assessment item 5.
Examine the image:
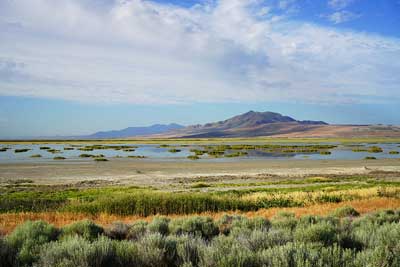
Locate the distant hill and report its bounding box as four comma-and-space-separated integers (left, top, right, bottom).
151, 111, 400, 138
87, 123, 184, 139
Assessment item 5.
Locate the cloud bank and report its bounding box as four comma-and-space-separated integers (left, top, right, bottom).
0, 0, 399, 104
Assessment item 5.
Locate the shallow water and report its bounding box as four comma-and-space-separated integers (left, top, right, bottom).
0, 143, 399, 163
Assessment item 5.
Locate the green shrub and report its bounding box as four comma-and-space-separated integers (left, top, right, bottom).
148, 217, 170, 235
364, 156, 377, 160
61, 220, 103, 241
169, 217, 219, 239
331, 206, 360, 218
38, 236, 116, 267
105, 222, 129, 240
0, 237, 17, 267
271, 212, 297, 230
294, 221, 337, 246
127, 221, 148, 240
6, 220, 59, 266
136, 233, 177, 267
30, 154, 42, 158
53, 156, 66, 160
389, 151, 399, 154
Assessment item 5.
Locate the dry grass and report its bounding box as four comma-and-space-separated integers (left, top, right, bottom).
1, 197, 399, 234
241, 187, 399, 204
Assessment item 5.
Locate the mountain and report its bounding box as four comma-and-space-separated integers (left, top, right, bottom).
153, 111, 330, 138
87, 123, 184, 139
151, 111, 400, 138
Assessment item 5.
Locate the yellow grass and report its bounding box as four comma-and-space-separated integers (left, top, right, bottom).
241, 187, 400, 205
1, 197, 399, 234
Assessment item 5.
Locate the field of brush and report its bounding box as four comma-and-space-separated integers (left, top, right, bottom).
1, 138, 400, 266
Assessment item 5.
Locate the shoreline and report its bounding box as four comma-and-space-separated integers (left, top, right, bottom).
1, 158, 399, 185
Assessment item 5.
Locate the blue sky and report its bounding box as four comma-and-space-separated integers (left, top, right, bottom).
0, 0, 399, 137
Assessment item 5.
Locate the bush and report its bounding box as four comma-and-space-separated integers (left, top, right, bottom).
0, 237, 17, 267
105, 222, 129, 240
148, 217, 170, 235
127, 221, 148, 240
136, 233, 177, 267
271, 212, 297, 230
38, 236, 116, 267
331, 206, 360, 218
169, 216, 219, 239
6, 220, 59, 266
294, 221, 337, 246
61, 220, 104, 241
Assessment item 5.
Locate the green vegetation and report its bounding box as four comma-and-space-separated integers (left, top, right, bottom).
30, 154, 42, 158
94, 158, 108, 162
364, 156, 377, 160
1, 176, 399, 216
39, 146, 51, 150
63, 147, 74, 150
320, 151, 331, 155
191, 182, 211, 189
127, 155, 147, 158
53, 157, 66, 160
47, 149, 61, 154
2, 209, 400, 267
168, 148, 181, 153
368, 146, 383, 153
14, 149, 30, 153
0, 147, 8, 152
389, 151, 399, 154
187, 155, 200, 160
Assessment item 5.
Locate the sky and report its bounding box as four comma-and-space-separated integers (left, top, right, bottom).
0, 0, 399, 137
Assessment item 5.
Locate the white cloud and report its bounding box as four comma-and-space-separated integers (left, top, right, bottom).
0, 0, 399, 105
325, 10, 361, 24
328, 0, 355, 10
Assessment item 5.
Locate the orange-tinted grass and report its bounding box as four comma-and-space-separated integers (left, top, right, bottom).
1, 197, 399, 234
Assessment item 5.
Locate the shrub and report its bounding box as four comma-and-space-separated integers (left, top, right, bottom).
38, 236, 116, 267
294, 221, 337, 246
0, 237, 17, 267
53, 156, 66, 160
136, 233, 177, 267
148, 217, 170, 235
61, 220, 104, 241
187, 155, 200, 160
169, 216, 219, 239
271, 212, 297, 230
127, 221, 148, 240
6, 220, 59, 266
389, 151, 399, 154
331, 206, 360, 218
105, 222, 129, 240
364, 156, 377, 160
30, 154, 42, 158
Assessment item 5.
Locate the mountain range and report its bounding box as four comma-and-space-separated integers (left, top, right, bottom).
85, 111, 400, 139
86, 123, 184, 139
